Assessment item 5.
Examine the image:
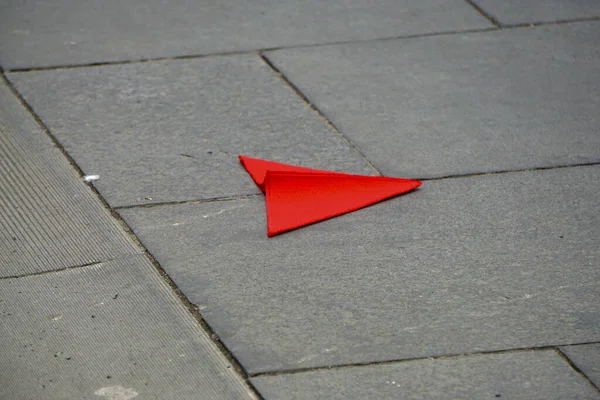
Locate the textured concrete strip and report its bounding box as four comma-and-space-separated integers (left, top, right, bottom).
0, 76, 57, 149
470, 0, 600, 25
119, 166, 600, 374
252, 351, 600, 400
0, 80, 139, 277
0, 0, 491, 69
7, 55, 374, 207
265, 22, 600, 179
561, 344, 600, 388
0, 255, 258, 400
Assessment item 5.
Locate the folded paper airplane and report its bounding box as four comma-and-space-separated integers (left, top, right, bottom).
239, 155, 421, 237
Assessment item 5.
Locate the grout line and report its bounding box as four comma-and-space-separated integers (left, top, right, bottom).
1, 71, 265, 400
503, 16, 600, 29
419, 161, 600, 182
6, 49, 259, 73
0, 261, 104, 281
250, 341, 600, 378
555, 348, 600, 393
113, 193, 262, 210
4, 18, 599, 74
4, 27, 500, 73
112, 162, 600, 213
259, 54, 383, 176
463, 0, 502, 27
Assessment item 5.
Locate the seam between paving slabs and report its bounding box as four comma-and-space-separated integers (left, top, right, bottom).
462, 0, 501, 27
3, 27, 498, 73
461, 1, 600, 28
420, 162, 600, 182
110, 162, 600, 211
258, 54, 383, 176
113, 193, 263, 210
501, 16, 600, 29
1, 72, 265, 400
555, 348, 600, 393
4, 18, 600, 74
249, 341, 600, 379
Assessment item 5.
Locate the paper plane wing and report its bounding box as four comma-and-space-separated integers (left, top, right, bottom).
264, 171, 421, 237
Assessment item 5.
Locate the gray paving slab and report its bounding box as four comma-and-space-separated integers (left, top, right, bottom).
561, 343, 600, 388
7, 55, 375, 208
252, 351, 600, 400
119, 165, 600, 374
0, 0, 491, 70
471, 0, 600, 26
0, 79, 139, 278
0, 255, 258, 400
265, 22, 600, 179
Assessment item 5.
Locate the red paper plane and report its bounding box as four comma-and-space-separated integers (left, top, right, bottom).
239, 155, 421, 237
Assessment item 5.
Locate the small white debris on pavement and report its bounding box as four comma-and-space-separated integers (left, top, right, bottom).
84, 175, 100, 182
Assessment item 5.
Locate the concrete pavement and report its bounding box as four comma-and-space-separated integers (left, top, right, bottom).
1, 1, 599, 398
